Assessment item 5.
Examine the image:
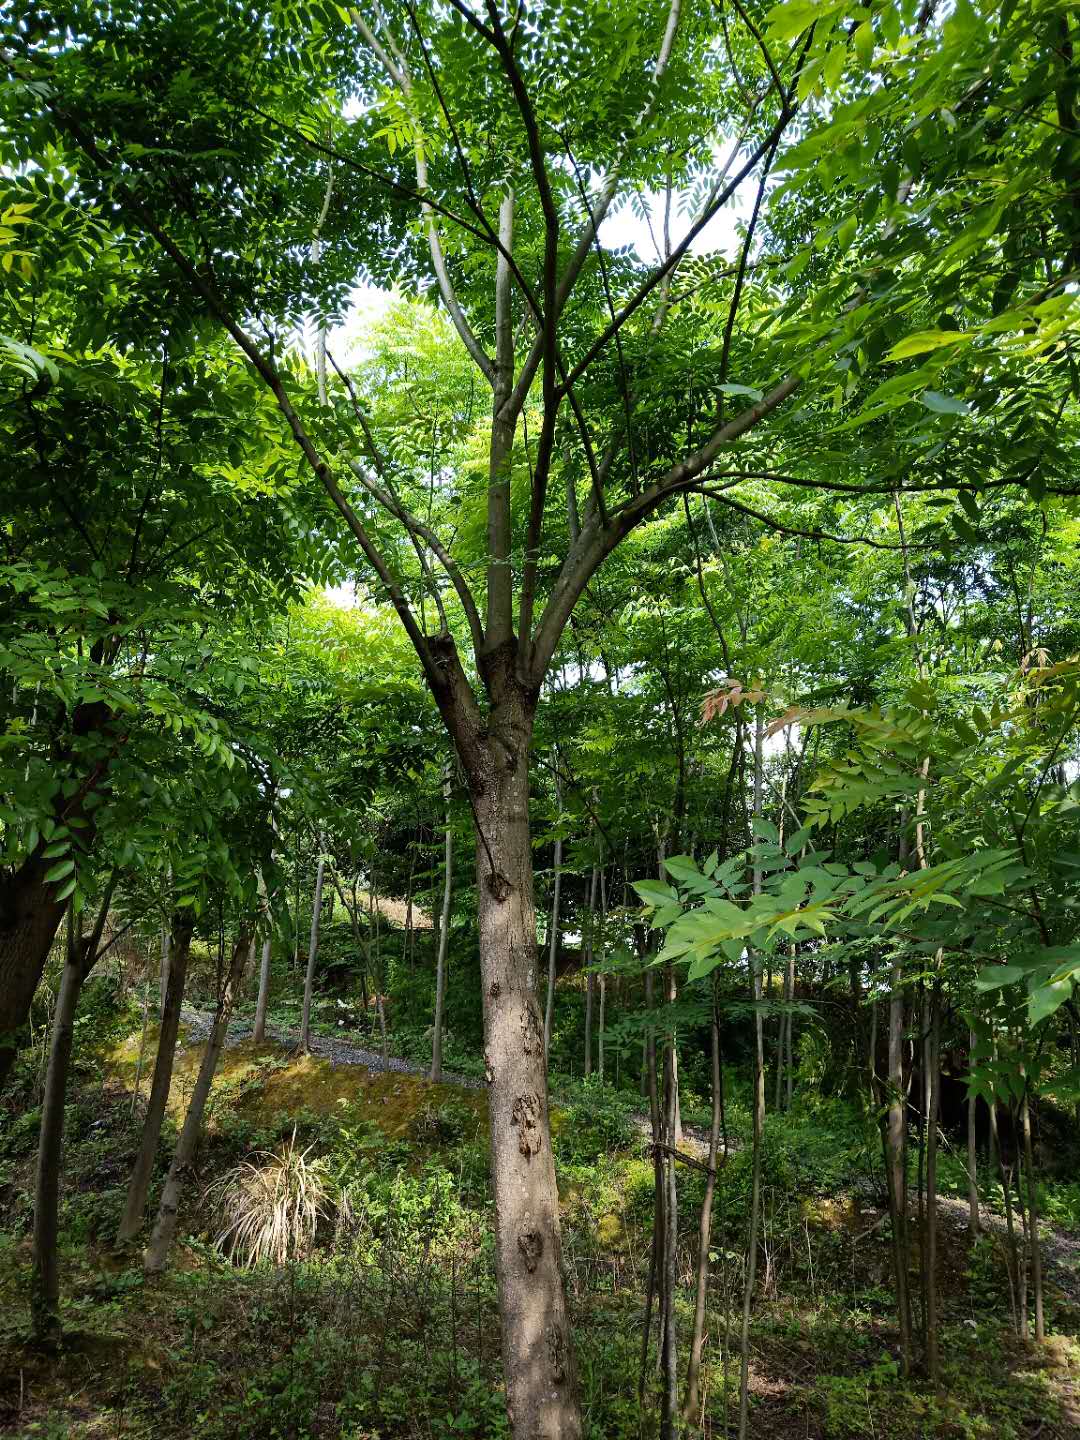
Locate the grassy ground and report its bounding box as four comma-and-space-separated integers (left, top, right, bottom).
1, 1015, 1079, 1438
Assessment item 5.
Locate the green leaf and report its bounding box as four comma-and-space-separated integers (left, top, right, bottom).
716, 383, 764, 400
1028, 980, 1072, 1026
975, 964, 1025, 991
887, 331, 971, 361
633, 879, 677, 907
44, 858, 76, 883
853, 20, 873, 68
921, 390, 969, 415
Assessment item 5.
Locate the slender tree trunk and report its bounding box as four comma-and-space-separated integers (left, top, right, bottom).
991, 1091, 1021, 1335
144, 928, 250, 1274
158, 922, 170, 1019
1020, 1076, 1044, 1341
739, 708, 766, 1440
684, 994, 722, 1424
299, 855, 326, 1052
468, 691, 581, 1438
32, 874, 118, 1342
966, 1027, 980, 1237
377, 992, 389, 1065
130, 951, 153, 1115
925, 985, 941, 1385
598, 867, 607, 1085
117, 916, 193, 1244
31, 936, 85, 1345
785, 947, 795, 1110
641, 966, 662, 1408
660, 1037, 679, 1440
583, 861, 598, 1077
886, 952, 913, 1373
543, 773, 563, 1061
431, 772, 453, 1083
252, 936, 272, 1044
1014, 1130, 1030, 1338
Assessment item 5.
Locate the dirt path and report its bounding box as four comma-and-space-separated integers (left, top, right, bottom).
179, 1008, 484, 1089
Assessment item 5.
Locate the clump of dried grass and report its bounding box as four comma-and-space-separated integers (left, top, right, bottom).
207, 1131, 335, 1267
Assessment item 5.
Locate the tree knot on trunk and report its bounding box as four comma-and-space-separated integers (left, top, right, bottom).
547, 1321, 567, 1383
520, 1002, 544, 1057
512, 1092, 543, 1156
517, 1224, 543, 1273
486, 870, 512, 901
484, 1052, 494, 1085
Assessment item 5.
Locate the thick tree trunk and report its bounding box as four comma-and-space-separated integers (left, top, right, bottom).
144, 928, 250, 1274
0, 855, 72, 1089
117, 916, 193, 1244
470, 699, 581, 1439
0, 694, 116, 1088
299, 856, 326, 1052
31, 939, 85, 1346
431, 773, 453, 1083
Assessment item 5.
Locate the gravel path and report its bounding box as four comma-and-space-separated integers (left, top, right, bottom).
934, 1193, 1080, 1307
179, 1008, 484, 1089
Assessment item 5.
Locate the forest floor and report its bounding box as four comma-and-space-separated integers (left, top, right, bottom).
1, 1011, 1079, 1438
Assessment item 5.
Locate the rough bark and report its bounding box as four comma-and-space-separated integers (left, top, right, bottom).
0, 854, 74, 1090
431, 772, 453, 1083
117, 915, 193, 1244
469, 688, 581, 1439
144, 928, 250, 1274
0, 698, 113, 1088
299, 856, 326, 1052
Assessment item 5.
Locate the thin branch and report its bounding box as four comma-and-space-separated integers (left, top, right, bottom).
353, 10, 496, 383
558, 117, 795, 397
702, 488, 938, 550
327, 348, 486, 652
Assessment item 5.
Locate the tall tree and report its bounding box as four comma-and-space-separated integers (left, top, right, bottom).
12, 0, 1078, 1428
